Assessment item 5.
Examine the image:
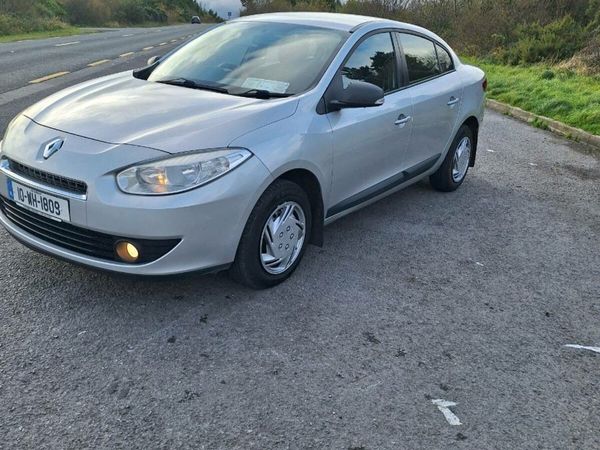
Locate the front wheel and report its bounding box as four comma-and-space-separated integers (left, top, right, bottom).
430, 125, 474, 192
230, 180, 311, 289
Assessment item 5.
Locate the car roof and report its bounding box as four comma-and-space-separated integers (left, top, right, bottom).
232, 12, 417, 33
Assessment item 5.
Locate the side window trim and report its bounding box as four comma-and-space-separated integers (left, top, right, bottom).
394, 31, 457, 88
318, 28, 457, 114
391, 31, 409, 88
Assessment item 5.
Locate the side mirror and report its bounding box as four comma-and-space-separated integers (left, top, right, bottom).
324, 77, 384, 112
147, 55, 161, 66
133, 57, 161, 80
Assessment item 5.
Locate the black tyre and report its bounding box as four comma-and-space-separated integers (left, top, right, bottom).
230, 179, 312, 289
430, 125, 474, 192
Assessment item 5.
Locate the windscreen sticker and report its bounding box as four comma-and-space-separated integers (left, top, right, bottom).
241, 78, 290, 94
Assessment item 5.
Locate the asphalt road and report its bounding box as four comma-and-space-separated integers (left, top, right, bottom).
1, 28, 600, 450
0, 24, 208, 94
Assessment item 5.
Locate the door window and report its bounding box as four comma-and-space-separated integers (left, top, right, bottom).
397, 33, 440, 83
341, 33, 398, 93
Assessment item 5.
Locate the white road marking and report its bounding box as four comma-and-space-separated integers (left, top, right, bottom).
487, 149, 495, 152
529, 163, 538, 166
158, 42, 167, 46
475, 262, 484, 267
122, 34, 133, 37
119, 52, 135, 58
432, 399, 462, 426
143, 46, 154, 51
55, 41, 79, 47
29, 71, 70, 84
564, 344, 600, 354
365, 381, 382, 390
170, 39, 178, 43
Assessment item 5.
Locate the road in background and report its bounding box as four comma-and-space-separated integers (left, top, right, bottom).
0, 24, 209, 94
0, 29, 599, 449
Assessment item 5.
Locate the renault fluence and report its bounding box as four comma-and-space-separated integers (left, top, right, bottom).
0, 13, 486, 288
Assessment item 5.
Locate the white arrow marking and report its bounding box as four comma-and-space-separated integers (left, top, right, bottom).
432, 399, 462, 426
564, 344, 600, 354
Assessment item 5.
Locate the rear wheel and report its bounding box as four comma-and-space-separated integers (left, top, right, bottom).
430, 125, 474, 192
230, 179, 311, 289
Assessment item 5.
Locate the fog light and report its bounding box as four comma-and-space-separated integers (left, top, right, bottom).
115, 241, 140, 263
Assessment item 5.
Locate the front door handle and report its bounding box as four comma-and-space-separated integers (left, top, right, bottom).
395, 114, 412, 127
447, 96, 460, 106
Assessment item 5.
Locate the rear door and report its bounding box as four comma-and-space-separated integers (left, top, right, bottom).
326, 32, 413, 217
395, 33, 463, 170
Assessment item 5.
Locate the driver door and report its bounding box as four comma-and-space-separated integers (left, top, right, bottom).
326, 32, 413, 217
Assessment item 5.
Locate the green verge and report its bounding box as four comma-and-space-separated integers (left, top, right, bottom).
463, 57, 600, 136
0, 27, 95, 43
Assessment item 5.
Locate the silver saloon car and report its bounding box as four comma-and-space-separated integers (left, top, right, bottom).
0, 13, 486, 288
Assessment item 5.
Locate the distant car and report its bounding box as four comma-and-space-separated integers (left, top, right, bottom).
0, 13, 486, 288
191, 16, 201, 24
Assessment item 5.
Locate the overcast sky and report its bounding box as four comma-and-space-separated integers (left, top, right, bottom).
200, 0, 242, 18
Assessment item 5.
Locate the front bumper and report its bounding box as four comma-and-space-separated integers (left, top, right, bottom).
0, 155, 273, 276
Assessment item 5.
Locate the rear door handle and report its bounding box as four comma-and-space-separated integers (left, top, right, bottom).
447, 97, 460, 106
395, 114, 412, 127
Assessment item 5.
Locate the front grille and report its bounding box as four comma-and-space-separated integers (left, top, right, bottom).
7, 159, 87, 196
0, 197, 180, 264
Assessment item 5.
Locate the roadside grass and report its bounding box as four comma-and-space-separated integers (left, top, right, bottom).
0, 27, 95, 43
463, 57, 600, 136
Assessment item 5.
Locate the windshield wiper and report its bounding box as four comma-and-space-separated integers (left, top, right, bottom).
155, 78, 229, 94
235, 89, 292, 99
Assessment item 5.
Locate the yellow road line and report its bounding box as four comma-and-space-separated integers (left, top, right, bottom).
29, 71, 70, 84
119, 52, 135, 58
142, 46, 154, 51
88, 59, 110, 67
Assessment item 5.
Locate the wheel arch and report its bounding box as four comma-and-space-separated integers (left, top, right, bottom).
462, 116, 479, 167
276, 169, 324, 247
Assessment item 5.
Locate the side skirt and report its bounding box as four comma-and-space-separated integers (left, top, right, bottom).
325, 154, 441, 218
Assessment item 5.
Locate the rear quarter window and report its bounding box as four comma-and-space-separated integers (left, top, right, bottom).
436, 44, 454, 73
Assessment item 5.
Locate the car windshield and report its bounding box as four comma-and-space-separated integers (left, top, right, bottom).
148, 21, 348, 97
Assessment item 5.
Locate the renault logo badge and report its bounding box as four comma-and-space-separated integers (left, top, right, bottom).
43, 138, 64, 159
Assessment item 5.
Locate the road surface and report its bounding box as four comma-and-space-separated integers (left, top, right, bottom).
0, 27, 599, 450
0, 24, 208, 94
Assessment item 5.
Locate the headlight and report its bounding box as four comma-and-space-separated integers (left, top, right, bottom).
116, 148, 252, 195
